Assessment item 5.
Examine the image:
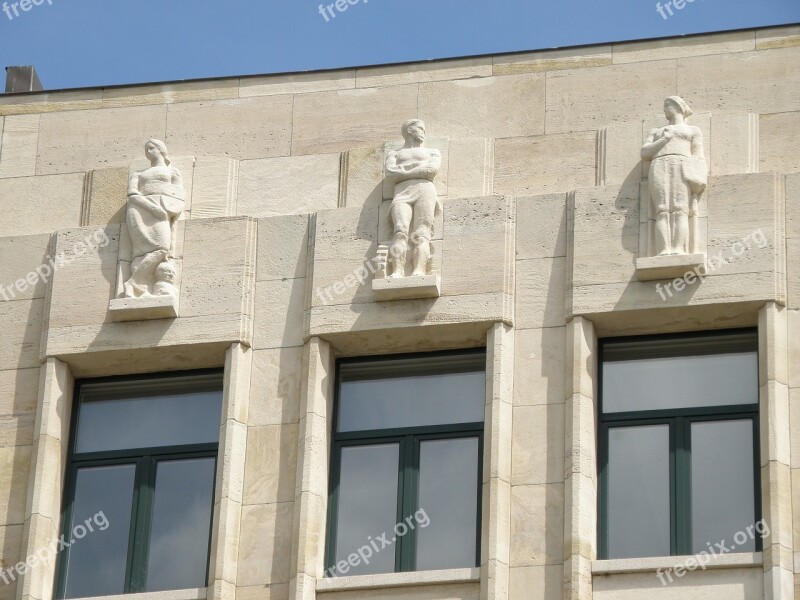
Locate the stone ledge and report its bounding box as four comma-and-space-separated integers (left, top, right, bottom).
592, 552, 762, 575
68, 588, 206, 600
635, 253, 706, 281
372, 275, 441, 301
316, 567, 480, 592
109, 295, 179, 321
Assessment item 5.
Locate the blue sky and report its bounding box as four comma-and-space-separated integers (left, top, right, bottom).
0, 0, 798, 90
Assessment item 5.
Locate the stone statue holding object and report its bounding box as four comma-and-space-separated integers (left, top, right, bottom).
385, 119, 442, 278
641, 96, 707, 257
122, 139, 185, 298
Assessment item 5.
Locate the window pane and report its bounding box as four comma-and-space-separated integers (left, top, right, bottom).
607, 425, 671, 559
338, 355, 485, 432
416, 437, 479, 570
146, 457, 216, 591
333, 444, 399, 576
603, 350, 757, 413
63, 464, 136, 599
76, 376, 223, 452
691, 420, 756, 554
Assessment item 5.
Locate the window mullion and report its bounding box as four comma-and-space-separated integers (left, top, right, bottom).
397, 434, 416, 572
128, 455, 155, 592
674, 417, 693, 555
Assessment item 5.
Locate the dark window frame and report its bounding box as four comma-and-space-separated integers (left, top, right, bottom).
597, 328, 761, 559
325, 349, 486, 575
55, 369, 224, 597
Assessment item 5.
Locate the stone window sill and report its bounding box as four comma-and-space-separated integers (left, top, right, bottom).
69, 589, 206, 600
316, 567, 480, 592
592, 552, 762, 575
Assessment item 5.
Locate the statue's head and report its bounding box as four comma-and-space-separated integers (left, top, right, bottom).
155, 260, 176, 283
144, 139, 170, 166
664, 96, 693, 120
401, 119, 426, 145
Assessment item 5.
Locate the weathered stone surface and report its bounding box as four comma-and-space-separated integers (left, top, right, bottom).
515, 258, 566, 329
677, 47, 800, 116
710, 113, 758, 176
0, 445, 30, 524
756, 25, 800, 50
191, 156, 238, 219
243, 424, 298, 505
509, 565, 563, 600
0, 299, 44, 370
356, 57, 492, 88
0, 89, 102, 116
513, 327, 566, 407
612, 31, 755, 63
240, 70, 356, 97
292, 85, 418, 155
238, 154, 340, 218
257, 215, 310, 282
252, 278, 306, 349
341, 145, 384, 209
0, 115, 38, 178
0, 233, 51, 301
760, 111, 800, 174
546, 60, 676, 134
493, 46, 612, 75
102, 80, 239, 108
248, 347, 303, 426
37, 105, 167, 174
237, 502, 294, 586
515, 195, 567, 260
0, 173, 84, 237
512, 404, 564, 485
448, 138, 493, 199
494, 132, 596, 196
0, 368, 38, 447
592, 567, 763, 599
509, 483, 564, 567
167, 96, 293, 159
597, 122, 643, 190
82, 167, 129, 226
419, 74, 545, 139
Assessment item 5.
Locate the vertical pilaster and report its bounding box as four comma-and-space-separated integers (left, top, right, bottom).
759, 302, 794, 600
18, 358, 73, 600
563, 317, 597, 600
481, 323, 514, 600
290, 337, 334, 600
209, 343, 252, 600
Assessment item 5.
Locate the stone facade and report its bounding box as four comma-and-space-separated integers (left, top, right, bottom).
0, 24, 798, 600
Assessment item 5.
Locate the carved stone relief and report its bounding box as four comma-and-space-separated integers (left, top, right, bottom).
637, 96, 708, 280
372, 119, 442, 300
109, 139, 184, 320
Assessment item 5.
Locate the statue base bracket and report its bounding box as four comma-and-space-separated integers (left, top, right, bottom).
372, 274, 441, 301
636, 253, 706, 281
109, 295, 179, 321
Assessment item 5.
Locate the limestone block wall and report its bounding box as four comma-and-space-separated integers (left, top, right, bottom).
0, 24, 797, 600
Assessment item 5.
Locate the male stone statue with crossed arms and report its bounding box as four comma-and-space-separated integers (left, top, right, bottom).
384, 119, 442, 278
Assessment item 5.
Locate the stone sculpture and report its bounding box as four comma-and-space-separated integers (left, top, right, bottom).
641, 96, 707, 257
122, 139, 184, 298
385, 119, 441, 278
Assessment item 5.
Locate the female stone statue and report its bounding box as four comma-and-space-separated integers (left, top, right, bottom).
123, 139, 185, 297
641, 96, 707, 256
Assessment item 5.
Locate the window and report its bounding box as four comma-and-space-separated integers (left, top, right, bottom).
326, 350, 485, 576
56, 371, 224, 598
598, 330, 761, 559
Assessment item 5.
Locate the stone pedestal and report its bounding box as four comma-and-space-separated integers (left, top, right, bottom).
635, 253, 706, 281
109, 295, 179, 321
372, 274, 441, 301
